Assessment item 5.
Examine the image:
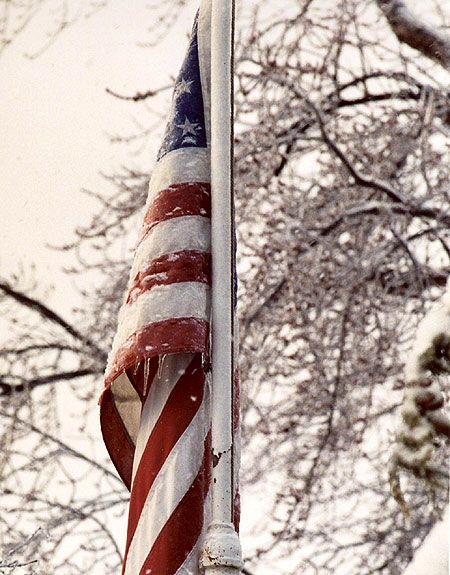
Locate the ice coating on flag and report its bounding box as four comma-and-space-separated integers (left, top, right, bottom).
99, 4, 219, 575
103, 11, 212, 394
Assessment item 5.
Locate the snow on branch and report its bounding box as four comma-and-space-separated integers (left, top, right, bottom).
377, 0, 450, 70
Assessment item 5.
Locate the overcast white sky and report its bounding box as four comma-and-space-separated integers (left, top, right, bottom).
0, 0, 198, 308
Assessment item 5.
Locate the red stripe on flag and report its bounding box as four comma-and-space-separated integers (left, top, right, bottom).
142, 182, 211, 236
99, 386, 135, 490
124, 354, 206, 549
105, 317, 209, 385
127, 250, 211, 305
138, 433, 211, 575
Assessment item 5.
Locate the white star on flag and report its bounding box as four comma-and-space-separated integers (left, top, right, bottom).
177, 116, 200, 137
176, 78, 193, 95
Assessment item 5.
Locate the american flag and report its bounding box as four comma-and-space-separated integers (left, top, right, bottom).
99, 4, 226, 574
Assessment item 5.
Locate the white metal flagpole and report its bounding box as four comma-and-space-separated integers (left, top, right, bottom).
200, 0, 243, 574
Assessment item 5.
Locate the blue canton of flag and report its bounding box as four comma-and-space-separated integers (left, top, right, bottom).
158, 15, 207, 160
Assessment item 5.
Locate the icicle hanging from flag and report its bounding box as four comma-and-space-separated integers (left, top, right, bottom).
99, 3, 240, 574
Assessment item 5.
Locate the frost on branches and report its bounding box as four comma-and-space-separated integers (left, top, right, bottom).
389, 283, 450, 518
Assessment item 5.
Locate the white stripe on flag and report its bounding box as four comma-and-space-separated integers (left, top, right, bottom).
110, 282, 210, 356
131, 215, 210, 280
146, 147, 210, 207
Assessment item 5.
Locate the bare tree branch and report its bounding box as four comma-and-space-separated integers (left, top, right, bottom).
0, 368, 98, 396
105, 84, 171, 101
376, 0, 450, 70
301, 93, 410, 204
0, 280, 107, 362
0, 408, 121, 483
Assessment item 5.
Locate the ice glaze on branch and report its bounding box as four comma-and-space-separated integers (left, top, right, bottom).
105, 84, 171, 101
0, 368, 98, 396
376, 0, 450, 70
0, 279, 107, 362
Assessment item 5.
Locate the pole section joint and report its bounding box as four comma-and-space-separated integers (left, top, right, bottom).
200, 522, 244, 575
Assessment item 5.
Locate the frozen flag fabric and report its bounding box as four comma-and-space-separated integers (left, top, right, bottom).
100, 4, 214, 574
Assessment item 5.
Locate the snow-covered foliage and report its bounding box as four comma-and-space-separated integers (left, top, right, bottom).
390, 283, 450, 520
405, 281, 450, 381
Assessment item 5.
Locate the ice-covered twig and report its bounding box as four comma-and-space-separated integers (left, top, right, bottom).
390, 283, 450, 517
